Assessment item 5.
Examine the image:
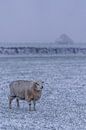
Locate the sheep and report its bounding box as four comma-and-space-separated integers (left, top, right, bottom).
9, 80, 44, 111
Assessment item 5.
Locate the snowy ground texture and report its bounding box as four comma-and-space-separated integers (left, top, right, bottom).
0, 56, 86, 130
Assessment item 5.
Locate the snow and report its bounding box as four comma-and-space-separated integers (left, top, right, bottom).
0, 56, 86, 130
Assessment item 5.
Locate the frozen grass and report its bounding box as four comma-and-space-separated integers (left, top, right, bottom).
0, 56, 86, 130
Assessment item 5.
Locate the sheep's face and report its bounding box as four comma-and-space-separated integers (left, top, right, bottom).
35, 81, 44, 92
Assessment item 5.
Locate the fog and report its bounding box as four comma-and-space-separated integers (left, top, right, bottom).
0, 0, 86, 43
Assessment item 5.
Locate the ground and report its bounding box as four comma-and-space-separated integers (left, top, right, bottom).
0, 56, 86, 130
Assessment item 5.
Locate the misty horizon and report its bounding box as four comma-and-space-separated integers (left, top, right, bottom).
0, 0, 86, 43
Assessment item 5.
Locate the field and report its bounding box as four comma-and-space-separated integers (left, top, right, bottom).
0, 56, 86, 130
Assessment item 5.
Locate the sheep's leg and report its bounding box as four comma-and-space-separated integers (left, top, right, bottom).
29, 101, 31, 111
16, 98, 20, 108
9, 96, 15, 109
33, 100, 36, 111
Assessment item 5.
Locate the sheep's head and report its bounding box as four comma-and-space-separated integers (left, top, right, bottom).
33, 81, 44, 92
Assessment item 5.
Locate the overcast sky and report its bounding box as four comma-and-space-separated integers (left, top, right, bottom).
0, 0, 86, 43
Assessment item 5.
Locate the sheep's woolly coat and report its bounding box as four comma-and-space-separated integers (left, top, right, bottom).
9, 80, 42, 101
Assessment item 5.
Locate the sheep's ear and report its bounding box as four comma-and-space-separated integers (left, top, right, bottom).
35, 82, 39, 86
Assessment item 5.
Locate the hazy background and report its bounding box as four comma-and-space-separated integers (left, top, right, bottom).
0, 0, 86, 43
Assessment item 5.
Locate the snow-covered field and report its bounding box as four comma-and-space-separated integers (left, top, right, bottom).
0, 56, 86, 130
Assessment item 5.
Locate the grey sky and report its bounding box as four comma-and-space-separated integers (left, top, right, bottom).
0, 0, 86, 42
